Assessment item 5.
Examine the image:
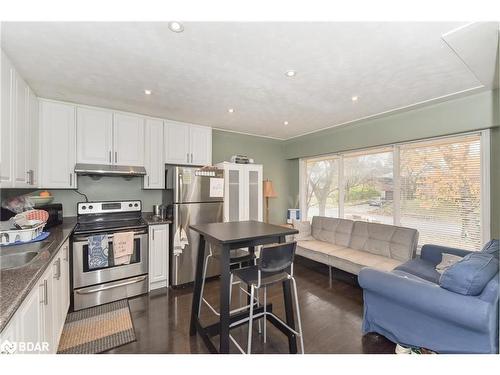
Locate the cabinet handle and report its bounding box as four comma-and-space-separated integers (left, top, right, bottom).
64, 246, 69, 261
53, 258, 61, 280
69, 173, 72, 187
39, 282, 45, 304
147, 176, 150, 187
109, 150, 112, 163
44, 279, 48, 306
191, 153, 193, 163
115, 151, 117, 163
30, 170, 34, 185
26, 171, 30, 184
186, 153, 189, 163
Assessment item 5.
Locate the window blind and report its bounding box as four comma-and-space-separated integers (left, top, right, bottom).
399, 134, 482, 250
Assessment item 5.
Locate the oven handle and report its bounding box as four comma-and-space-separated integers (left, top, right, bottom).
74, 275, 147, 294
73, 231, 147, 243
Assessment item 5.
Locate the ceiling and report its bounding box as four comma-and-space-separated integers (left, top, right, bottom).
1, 22, 498, 140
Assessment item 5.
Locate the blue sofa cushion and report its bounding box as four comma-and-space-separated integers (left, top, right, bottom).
439, 253, 499, 296
395, 258, 441, 284
481, 239, 499, 258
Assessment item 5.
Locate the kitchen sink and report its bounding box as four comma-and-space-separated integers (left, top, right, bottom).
0, 251, 39, 270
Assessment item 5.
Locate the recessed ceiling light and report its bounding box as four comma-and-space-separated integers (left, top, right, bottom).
168, 21, 184, 33
351, 95, 359, 102
144, 89, 152, 95
283, 121, 289, 125
228, 108, 235, 113
285, 70, 296, 77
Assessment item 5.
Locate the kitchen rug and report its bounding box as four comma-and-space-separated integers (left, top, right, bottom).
57, 299, 136, 354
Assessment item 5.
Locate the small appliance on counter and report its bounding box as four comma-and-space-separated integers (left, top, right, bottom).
35, 203, 63, 228
230, 154, 254, 164
287, 208, 301, 224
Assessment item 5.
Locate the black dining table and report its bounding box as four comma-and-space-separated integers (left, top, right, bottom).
189, 220, 299, 354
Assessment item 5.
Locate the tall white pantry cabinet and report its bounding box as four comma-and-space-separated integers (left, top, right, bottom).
217, 162, 263, 222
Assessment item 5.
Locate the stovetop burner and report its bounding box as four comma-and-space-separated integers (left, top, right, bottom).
73, 200, 147, 235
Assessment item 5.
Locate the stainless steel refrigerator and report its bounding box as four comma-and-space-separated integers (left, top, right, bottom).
165, 165, 224, 287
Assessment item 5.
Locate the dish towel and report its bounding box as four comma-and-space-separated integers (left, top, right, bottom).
173, 227, 189, 255
88, 234, 109, 270
113, 231, 135, 265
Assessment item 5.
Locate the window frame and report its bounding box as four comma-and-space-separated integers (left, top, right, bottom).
299, 130, 491, 249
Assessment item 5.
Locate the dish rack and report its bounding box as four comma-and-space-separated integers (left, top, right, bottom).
0, 220, 46, 246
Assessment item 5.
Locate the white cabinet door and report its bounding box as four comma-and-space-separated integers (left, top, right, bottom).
28, 89, 39, 187
189, 125, 212, 165
245, 165, 263, 221
164, 121, 189, 164
13, 72, 30, 187
0, 51, 13, 187
148, 224, 169, 290
144, 119, 165, 189
0, 319, 18, 354
61, 241, 70, 320
40, 265, 54, 353
39, 101, 77, 189
113, 113, 144, 166
225, 164, 246, 222
17, 282, 43, 353
50, 254, 64, 348
77, 107, 113, 165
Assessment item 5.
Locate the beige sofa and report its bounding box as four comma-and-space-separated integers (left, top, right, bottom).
295, 216, 418, 275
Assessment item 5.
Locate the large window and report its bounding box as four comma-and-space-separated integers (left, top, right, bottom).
300, 132, 489, 250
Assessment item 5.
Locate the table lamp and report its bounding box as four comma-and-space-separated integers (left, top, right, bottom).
263, 179, 277, 223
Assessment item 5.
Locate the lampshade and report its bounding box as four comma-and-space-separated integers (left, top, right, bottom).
263, 179, 277, 198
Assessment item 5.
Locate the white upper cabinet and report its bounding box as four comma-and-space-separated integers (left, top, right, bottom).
113, 113, 144, 166
76, 106, 113, 164
39, 100, 77, 189
164, 121, 190, 164
13, 72, 30, 187
144, 118, 165, 189
28, 89, 39, 187
1, 50, 38, 188
1, 51, 14, 187
190, 125, 212, 165
164, 121, 211, 165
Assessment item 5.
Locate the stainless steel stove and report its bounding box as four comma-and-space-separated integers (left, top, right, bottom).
72, 200, 149, 310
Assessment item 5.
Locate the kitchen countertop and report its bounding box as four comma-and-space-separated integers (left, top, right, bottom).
0, 218, 77, 332
142, 213, 172, 226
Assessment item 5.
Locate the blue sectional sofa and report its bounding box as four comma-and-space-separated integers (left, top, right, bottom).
359, 242, 499, 354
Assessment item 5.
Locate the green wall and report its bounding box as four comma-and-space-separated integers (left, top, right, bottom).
283, 89, 500, 238
212, 130, 289, 224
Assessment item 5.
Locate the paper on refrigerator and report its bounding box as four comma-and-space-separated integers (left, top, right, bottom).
209, 177, 224, 197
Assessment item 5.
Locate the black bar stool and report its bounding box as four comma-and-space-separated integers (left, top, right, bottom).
228, 241, 305, 354
199, 245, 262, 324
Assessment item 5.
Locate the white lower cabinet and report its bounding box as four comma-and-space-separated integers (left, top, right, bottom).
0, 240, 70, 354
148, 224, 169, 290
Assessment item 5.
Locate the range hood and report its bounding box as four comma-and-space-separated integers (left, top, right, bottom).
74, 163, 146, 177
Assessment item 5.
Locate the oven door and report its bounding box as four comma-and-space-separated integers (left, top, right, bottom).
72, 230, 148, 289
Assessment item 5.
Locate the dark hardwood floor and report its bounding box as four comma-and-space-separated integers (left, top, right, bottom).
105, 257, 396, 354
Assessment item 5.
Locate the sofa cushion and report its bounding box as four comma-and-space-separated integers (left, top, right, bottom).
481, 239, 499, 258
394, 259, 441, 284
292, 220, 314, 241
328, 247, 402, 275
439, 253, 499, 296
296, 240, 337, 264
349, 221, 417, 261
311, 216, 354, 247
